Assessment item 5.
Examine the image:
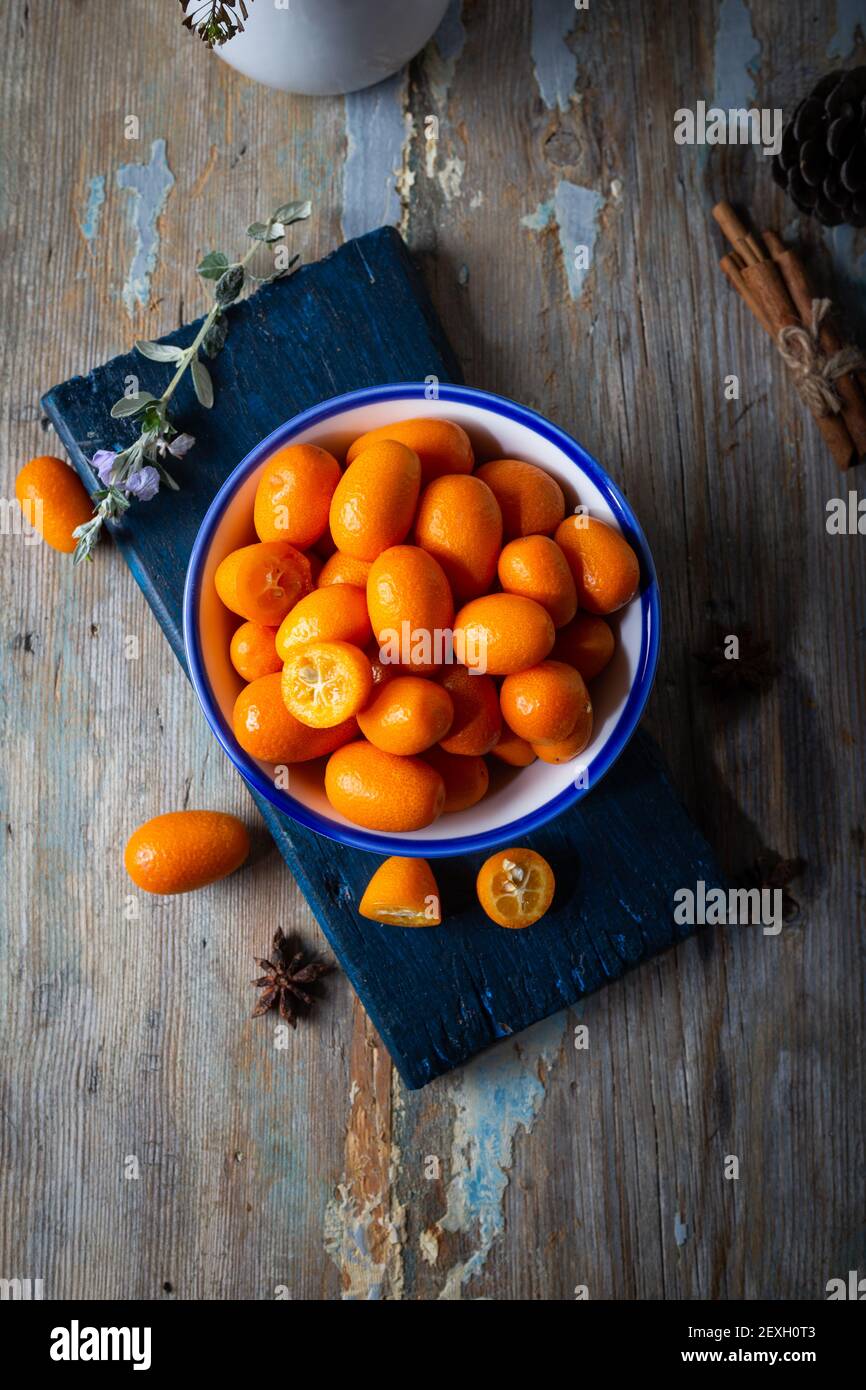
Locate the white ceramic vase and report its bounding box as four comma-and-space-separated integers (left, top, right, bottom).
215, 0, 451, 95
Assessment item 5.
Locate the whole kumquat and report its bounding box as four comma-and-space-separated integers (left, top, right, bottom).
531, 698, 593, 763
275, 584, 372, 661
124, 810, 250, 895
317, 551, 373, 589
414, 474, 502, 599
359, 856, 442, 926
325, 741, 446, 831
453, 593, 555, 675
233, 673, 357, 762
489, 728, 537, 768
476, 847, 555, 928
553, 613, 615, 681
497, 534, 577, 628
357, 674, 454, 755
366, 544, 454, 674
329, 439, 421, 560
347, 417, 473, 483
253, 443, 341, 548
281, 640, 373, 728
15, 455, 93, 554
554, 514, 640, 614
229, 621, 282, 682
500, 659, 588, 745
215, 541, 312, 625
422, 745, 489, 813
438, 667, 501, 756
475, 458, 565, 539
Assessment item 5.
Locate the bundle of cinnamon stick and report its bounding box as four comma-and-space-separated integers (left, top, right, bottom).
713, 201, 866, 470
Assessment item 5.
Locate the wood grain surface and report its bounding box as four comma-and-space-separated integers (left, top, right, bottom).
1, 0, 864, 1300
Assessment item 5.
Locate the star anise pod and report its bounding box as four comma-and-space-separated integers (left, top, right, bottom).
742, 851, 807, 921
251, 928, 333, 1027
693, 624, 778, 695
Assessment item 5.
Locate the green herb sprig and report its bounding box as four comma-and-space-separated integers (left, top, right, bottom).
178, 1, 253, 48
73, 199, 311, 565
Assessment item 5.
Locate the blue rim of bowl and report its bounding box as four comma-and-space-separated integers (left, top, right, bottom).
183, 382, 661, 858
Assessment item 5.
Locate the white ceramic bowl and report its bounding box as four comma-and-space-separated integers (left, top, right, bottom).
183, 383, 661, 857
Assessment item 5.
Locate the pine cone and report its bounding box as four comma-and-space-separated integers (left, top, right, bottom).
772, 67, 866, 228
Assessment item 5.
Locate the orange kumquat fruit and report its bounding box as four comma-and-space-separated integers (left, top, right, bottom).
500, 659, 589, 745
215, 541, 312, 625
346, 417, 473, 484
15, 455, 93, 554
554, 515, 640, 614
281, 640, 373, 728
476, 847, 555, 928
357, 674, 454, 755
475, 459, 565, 539
325, 741, 446, 831
275, 584, 372, 661
229, 621, 282, 682
359, 856, 442, 926
329, 439, 421, 560
497, 534, 577, 628
233, 673, 357, 762
124, 810, 250, 895
453, 593, 555, 675
253, 443, 341, 548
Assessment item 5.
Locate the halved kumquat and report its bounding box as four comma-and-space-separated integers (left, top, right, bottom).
476, 847, 555, 928
281, 641, 373, 728
215, 541, 312, 625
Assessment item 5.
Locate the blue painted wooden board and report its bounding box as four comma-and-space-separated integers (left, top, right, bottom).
43, 226, 726, 1089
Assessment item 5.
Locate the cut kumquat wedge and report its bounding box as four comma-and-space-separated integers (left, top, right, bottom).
359, 857, 442, 927
215, 541, 312, 625
281, 640, 373, 728
476, 847, 555, 928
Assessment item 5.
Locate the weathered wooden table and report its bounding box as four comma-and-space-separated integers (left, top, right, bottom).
1, 0, 864, 1300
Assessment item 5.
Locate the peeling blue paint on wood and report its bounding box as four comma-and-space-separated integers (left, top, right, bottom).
828, 0, 865, 58
437, 1015, 568, 1298
554, 180, 604, 301
116, 139, 174, 314
521, 199, 555, 231
530, 0, 577, 111
80, 175, 105, 243
713, 0, 760, 108
342, 75, 409, 242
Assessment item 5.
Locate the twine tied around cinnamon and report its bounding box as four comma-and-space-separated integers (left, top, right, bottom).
777, 299, 866, 418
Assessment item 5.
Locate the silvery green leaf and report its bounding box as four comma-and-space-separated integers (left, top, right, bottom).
190, 356, 214, 408
202, 314, 229, 358
110, 392, 156, 418
271, 200, 311, 225
197, 251, 229, 280
134, 340, 185, 363
265, 221, 285, 242
246, 221, 270, 241
215, 264, 244, 305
